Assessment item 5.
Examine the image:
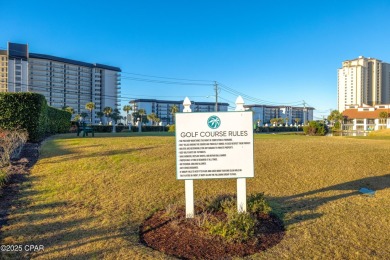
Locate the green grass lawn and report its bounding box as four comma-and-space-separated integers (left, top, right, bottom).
1, 133, 389, 259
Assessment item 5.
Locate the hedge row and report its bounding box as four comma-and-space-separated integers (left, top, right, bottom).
254, 126, 303, 132
70, 125, 169, 133
129, 125, 169, 132
92, 125, 125, 133
0, 93, 71, 142
47, 107, 72, 134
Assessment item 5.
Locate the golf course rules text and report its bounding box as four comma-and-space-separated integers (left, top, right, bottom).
176, 111, 254, 180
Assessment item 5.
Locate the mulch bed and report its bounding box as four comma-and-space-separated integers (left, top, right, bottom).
140, 208, 285, 260
0, 143, 40, 231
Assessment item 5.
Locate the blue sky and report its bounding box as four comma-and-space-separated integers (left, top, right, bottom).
2, 0, 390, 119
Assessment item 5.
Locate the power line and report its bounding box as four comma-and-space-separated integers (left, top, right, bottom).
4, 81, 223, 109
121, 71, 213, 83
218, 82, 304, 107
120, 76, 213, 86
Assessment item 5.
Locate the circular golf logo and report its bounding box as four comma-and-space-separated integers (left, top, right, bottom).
207, 115, 221, 129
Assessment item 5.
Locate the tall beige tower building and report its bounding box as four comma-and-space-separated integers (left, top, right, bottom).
338, 56, 390, 112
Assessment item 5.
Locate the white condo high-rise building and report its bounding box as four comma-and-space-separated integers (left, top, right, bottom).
244, 104, 314, 126
0, 42, 121, 124
337, 56, 390, 112
129, 99, 229, 125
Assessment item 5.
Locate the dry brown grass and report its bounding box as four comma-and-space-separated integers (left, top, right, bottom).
0, 133, 389, 259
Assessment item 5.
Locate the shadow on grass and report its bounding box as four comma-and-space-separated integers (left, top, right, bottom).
1, 196, 129, 259
272, 173, 390, 227
54, 132, 175, 140
0, 175, 134, 259
0, 143, 41, 232
38, 138, 75, 160
0, 142, 135, 259
40, 146, 158, 165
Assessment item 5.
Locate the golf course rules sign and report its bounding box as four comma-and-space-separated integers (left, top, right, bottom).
176, 111, 254, 180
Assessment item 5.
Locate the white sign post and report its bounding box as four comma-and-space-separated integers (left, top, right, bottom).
182, 97, 194, 218
235, 96, 247, 212
177, 96, 254, 217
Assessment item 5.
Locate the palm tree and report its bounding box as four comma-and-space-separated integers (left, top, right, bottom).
111, 109, 122, 123
155, 117, 161, 126
62, 106, 74, 115
294, 118, 301, 125
327, 110, 343, 130
147, 113, 159, 125
327, 110, 342, 125
123, 105, 132, 125
73, 114, 81, 122
67, 107, 75, 115
85, 102, 95, 125
270, 118, 278, 126
169, 105, 179, 124
110, 108, 122, 132
103, 107, 112, 125
379, 111, 389, 126
138, 109, 146, 124
96, 111, 104, 124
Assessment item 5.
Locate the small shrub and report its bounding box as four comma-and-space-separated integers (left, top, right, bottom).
219, 197, 237, 214
116, 125, 125, 132
199, 194, 234, 213
195, 193, 272, 242
303, 121, 328, 136
194, 211, 213, 227
168, 125, 175, 132
0, 128, 28, 167
247, 193, 272, 214
206, 210, 256, 242
0, 168, 9, 188
163, 203, 179, 220
199, 193, 273, 242
332, 121, 341, 131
